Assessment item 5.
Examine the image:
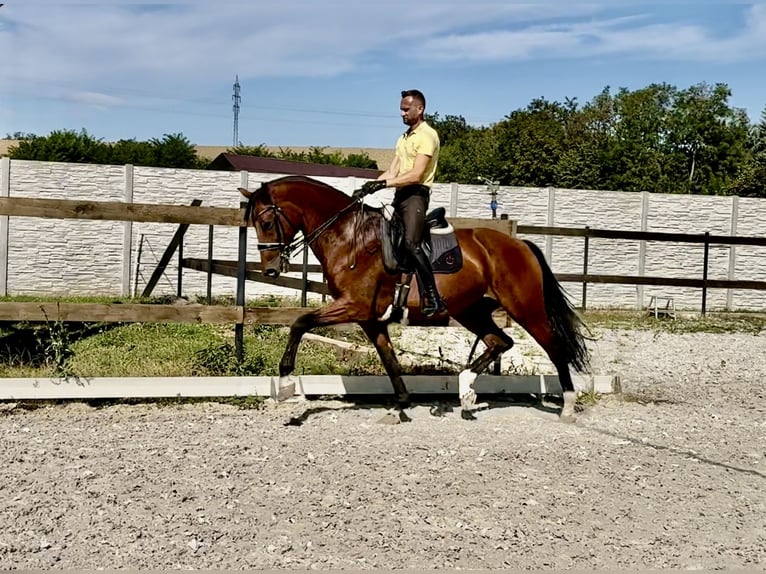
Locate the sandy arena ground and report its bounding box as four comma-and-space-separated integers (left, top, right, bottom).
0, 326, 764, 569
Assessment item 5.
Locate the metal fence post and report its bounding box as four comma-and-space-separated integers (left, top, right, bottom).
206, 225, 214, 304
176, 236, 184, 298
301, 244, 309, 307
701, 231, 710, 316
581, 226, 589, 310
235, 201, 248, 361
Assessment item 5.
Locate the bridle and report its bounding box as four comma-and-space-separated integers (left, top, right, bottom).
245, 188, 362, 272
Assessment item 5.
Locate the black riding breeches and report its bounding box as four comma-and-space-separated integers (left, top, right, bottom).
394, 193, 429, 250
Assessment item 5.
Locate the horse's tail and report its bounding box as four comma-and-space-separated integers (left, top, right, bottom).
523, 239, 591, 373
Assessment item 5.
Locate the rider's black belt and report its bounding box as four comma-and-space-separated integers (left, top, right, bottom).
393, 184, 430, 204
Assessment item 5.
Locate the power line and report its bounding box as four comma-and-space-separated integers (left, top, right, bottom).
3, 78, 394, 120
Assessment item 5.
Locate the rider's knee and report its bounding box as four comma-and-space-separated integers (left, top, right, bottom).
403, 239, 422, 254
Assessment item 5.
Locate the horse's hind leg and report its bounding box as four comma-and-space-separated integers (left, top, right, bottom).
452, 297, 515, 412
359, 321, 412, 423
500, 298, 579, 422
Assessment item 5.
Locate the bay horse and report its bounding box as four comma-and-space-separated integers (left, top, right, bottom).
239, 175, 591, 422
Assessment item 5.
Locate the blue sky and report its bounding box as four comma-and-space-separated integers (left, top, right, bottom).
2, 1, 766, 149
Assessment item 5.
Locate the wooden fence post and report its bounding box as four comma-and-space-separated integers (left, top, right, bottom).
140, 199, 203, 298
0, 157, 9, 297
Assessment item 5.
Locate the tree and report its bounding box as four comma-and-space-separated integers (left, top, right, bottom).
149, 133, 203, 169
228, 144, 276, 157
228, 143, 377, 169
5, 131, 37, 140
554, 93, 615, 190
437, 127, 501, 184
426, 113, 473, 147
667, 83, 749, 195
9, 129, 111, 164
493, 98, 570, 187
343, 152, 378, 169
110, 138, 155, 166
728, 106, 766, 197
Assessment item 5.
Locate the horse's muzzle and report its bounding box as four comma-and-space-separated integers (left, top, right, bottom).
264, 268, 279, 278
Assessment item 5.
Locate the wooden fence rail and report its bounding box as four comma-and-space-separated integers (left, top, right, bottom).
516, 224, 766, 313
1, 196, 765, 327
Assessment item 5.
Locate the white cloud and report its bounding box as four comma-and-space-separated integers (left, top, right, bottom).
66, 91, 123, 108
417, 5, 766, 63
0, 2, 597, 90
1, 1, 764, 106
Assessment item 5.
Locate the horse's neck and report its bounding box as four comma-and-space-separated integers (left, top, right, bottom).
306, 208, 377, 266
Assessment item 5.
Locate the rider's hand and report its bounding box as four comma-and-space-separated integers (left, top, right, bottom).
353, 179, 387, 200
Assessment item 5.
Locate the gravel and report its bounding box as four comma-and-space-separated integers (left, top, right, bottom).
1, 325, 764, 569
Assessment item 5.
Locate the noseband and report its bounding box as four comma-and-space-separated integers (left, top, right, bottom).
247, 202, 299, 273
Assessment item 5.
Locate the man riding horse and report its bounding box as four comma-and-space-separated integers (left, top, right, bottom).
353, 89, 447, 318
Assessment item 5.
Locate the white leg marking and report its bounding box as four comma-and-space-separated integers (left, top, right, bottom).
277, 375, 297, 401
459, 369, 478, 410
561, 390, 577, 422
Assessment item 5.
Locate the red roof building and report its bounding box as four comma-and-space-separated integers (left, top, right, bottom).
206, 153, 381, 179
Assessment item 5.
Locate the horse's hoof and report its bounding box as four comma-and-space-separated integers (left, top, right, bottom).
461, 409, 477, 421
377, 412, 402, 425
458, 370, 478, 409
461, 401, 489, 420
460, 390, 477, 410
559, 412, 577, 424
429, 402, 452, 417
560, 391, 577, 423
275, 375, 297, 401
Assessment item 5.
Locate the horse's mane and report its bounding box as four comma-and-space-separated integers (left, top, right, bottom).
244, 175, 347, 223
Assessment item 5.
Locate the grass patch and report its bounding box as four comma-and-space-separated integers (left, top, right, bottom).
0, 319, 382, 379
581, 308, 766, 335
0, 295, 763, 384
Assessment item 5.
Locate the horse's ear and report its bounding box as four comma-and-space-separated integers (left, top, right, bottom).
238, 186, 252, 199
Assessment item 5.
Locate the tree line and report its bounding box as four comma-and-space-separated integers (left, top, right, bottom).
5, 132, 378, 171
6, 81, 766, 196
429, 82, 766, 197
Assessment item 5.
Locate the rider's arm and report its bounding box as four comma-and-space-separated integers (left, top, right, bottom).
384, 153, 431, 188
377, 155, 400, 183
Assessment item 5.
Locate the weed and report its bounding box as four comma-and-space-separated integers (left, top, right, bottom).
37, 308, 77, 379
577, 390, 602, 406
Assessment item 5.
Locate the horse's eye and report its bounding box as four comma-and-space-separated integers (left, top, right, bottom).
262, 220, 274, 231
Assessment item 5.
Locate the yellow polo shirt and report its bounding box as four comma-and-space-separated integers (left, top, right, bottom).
394, 121, 440, 188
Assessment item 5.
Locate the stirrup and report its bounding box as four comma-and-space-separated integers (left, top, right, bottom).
421, 295, 447, 318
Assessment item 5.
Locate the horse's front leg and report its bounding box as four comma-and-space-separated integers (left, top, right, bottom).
274, 300, 359, 401
359, 321, 411, 423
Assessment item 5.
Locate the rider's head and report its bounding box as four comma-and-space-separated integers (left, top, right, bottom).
400, 89, 426, 127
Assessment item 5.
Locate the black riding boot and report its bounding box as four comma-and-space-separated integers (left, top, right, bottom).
409, 245, 447, 317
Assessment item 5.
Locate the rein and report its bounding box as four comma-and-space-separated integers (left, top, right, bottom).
247, 194, 363, 270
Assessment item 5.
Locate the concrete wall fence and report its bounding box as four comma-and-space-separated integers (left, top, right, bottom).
1, 157, 765, 311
